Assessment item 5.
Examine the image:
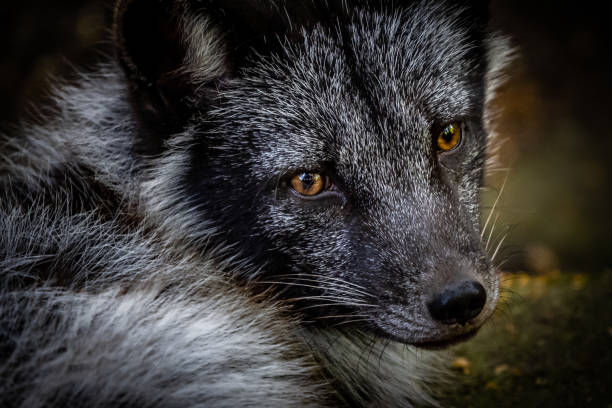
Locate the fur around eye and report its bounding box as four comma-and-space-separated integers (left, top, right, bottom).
437, 122, 462, 152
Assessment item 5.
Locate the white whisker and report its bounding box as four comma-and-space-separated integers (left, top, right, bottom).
485, 213, 500, 251
491, 231, 509, 263
481, 172, 509, 239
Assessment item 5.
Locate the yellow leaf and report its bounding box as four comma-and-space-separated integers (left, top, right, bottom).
571, 274, 587, 290
486, 381, 499, 390
451, 357, 471, 375
494, 364, 509, 375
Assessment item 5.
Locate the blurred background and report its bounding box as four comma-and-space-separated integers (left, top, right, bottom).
1, 0, 610, 406
489, 1, 612, 273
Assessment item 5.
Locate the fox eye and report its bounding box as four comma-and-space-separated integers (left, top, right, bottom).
290, 172, 330, 197
437, 122, 462, 152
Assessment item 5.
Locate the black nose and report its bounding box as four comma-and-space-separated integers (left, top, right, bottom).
427, 281, 486, 325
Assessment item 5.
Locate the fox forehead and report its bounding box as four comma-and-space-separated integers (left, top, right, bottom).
211, 6, 485, 179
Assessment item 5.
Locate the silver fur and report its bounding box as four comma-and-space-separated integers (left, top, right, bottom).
1, 0, 511, 406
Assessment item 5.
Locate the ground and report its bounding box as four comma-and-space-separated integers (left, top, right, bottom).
441, 269, 612, 407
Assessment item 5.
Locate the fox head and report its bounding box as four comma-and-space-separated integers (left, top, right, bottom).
114, 0, 509, 347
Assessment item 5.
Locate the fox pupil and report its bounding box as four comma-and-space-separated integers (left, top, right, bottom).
299, 173, 315, 188
442, 129, 454, 142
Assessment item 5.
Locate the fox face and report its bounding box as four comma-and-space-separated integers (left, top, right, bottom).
117, 0, 504, 347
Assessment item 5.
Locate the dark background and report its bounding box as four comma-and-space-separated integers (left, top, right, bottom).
1, 1, 610, 406
488, 1, 612, 272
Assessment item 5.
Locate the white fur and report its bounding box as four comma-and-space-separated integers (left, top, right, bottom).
181, 14, 228, 84
306, 329, 450, 407
484, 34, 516, 175
0, 204, 331, 407
1, 289, 330, 407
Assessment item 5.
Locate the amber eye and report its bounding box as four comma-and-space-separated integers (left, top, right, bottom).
290, 172, 329, 196
437, 122, 462, 152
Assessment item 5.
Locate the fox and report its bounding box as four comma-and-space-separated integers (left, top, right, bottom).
0, 0, 512, 406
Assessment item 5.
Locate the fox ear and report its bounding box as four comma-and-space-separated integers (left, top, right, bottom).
113, 0, 230, 128
114, 0, 326, 133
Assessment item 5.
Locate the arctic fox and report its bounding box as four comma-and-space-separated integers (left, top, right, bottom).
0, 0, 511, 406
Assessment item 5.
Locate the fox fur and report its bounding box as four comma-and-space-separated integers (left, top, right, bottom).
0, 0, 512, 406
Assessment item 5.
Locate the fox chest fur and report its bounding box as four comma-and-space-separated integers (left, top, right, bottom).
0, 0, 511, 406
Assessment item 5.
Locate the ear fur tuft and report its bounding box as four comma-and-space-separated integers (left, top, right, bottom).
484, 33, 516, 176
113, 0, 229, 131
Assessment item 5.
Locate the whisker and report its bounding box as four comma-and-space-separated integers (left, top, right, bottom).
286, 294, 366, 302
499, 287, 525, 304
294, 276, 373, 295
271, 276, 372, 299
500, 274, 521, 284
314, 314, 371, 320
485, 213, 500, 251
490, 223, 518, 263
299, 302, 378, 309
495, 247, 524, 270
330, 318, 373, 328
495, 258, 511, 270
491, 232, 509, 263
273, 273, 372, 294
259, 279, 367, 299
481, 172, 509, 239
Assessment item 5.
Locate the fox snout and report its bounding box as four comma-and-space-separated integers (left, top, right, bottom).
427, 280, 487, 325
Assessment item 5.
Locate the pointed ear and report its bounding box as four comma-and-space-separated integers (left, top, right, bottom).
113, 0, 230, 129
113, 0, 330, 135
